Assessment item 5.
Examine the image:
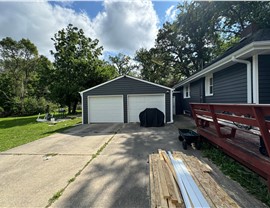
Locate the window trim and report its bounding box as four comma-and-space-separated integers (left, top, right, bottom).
183, 84, 190, 98
205, 74, 213, 96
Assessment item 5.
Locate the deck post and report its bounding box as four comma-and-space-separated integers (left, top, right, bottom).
209, 105, 223, 138
252, 106, 270, 156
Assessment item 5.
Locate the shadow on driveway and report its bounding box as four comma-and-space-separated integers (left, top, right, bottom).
52, 123, 182, 208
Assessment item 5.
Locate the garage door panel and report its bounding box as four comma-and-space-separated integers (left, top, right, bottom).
128, 94, 165, 122
88, 96, 123, 123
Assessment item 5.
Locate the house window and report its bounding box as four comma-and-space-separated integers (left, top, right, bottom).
183, 84, 190, 98
205, 74, 213, 96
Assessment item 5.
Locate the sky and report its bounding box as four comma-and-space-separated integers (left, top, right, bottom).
0, 0, 180, 60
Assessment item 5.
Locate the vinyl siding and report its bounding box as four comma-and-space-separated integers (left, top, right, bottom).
205, 63, 247, 103
176, 63, 247, 114
178, 80, 203, 113
259, 55, 270, 104
82, 76, 171, 123
173, 93, 182, 115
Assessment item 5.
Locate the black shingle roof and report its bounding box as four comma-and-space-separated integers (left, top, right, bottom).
204, 28, 270, 68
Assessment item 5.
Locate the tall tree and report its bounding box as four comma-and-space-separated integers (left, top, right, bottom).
0, 37, 40, 114
50, 24, 116, 114
141, 1, 270, 86
109, 53, 136, 76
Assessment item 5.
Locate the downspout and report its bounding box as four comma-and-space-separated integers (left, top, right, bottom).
231, 56, 252, 103
167, 89, 174, 123
79, 92, 84, 124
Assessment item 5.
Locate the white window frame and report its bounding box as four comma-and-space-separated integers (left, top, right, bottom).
205, 74, 213, 96
183, 84, 190, 98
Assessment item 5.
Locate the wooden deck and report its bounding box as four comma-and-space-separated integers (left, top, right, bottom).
190, 103, 270, 190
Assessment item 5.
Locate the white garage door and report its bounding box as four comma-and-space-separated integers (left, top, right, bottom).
128, 94, 165, 122
88, 95, 124, 123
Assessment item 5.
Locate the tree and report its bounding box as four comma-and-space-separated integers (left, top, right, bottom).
0, 37, 41, 115
109, 53, 136, 76
50, 24, 116, 114
139, 1, 270, 86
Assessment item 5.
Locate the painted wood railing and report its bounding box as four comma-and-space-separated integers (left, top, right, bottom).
190, 103, 270, 190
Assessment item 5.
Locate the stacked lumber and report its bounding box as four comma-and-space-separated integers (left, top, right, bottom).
173, 152, 239, 208
149, 150, 184, 208
149, 150, 240, 208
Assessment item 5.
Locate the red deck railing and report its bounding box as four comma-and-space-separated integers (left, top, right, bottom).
190, 103, 270, 190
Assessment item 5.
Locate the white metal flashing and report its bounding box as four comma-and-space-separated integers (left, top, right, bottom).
168, 151, 210, 208
252, 55, 259, 104
173, 41, 270, 89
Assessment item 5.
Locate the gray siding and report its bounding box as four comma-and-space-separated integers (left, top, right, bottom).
259, 55, 270, 104
173, 92, 182, 115
176, 63, 247, 114
177, 79, 203, 113
82, 76, 171, 123
205, 63, 247, 103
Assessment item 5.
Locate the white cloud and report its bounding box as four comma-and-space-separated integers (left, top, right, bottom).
94, 0, 159, 54
165, 5, 178, 22
0, 0, 159, 60
0, 2, 95, 59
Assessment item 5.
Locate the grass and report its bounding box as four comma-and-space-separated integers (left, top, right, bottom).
202, 143, 270, 206
0, 114, 82, 152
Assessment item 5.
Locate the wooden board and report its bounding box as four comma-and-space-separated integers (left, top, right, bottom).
173, 152, 240, 208
149, 153, 184, 208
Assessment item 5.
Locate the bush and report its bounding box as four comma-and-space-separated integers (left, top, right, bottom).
23, 97, 58, 115
7, 96, 59, 116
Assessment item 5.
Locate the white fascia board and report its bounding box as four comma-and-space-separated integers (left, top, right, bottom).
79, 75, 124, 94
125, 75, 173, 90
173, 41, 270, 89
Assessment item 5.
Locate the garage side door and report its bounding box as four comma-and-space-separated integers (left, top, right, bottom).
88, 96, 124, 123
128, 94, 165, 122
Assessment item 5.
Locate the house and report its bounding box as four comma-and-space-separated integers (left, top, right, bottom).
80, 75, 173, 124
173, 28, 270, 115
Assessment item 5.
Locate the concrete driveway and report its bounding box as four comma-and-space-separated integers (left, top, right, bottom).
0, 123, 181, 208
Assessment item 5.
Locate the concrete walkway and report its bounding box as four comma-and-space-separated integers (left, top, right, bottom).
0, 123, 123, 208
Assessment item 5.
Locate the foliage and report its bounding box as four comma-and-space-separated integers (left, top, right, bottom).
109, 53, 137, 76
50, 24, 116, 114
136, 1, 270, 86
135, 48, 177, 87
0, 37, 53, 116
203, 143, 270, 206
0, 114, 81, 152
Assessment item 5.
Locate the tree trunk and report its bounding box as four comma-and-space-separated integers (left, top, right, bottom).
72, 100, 78, 114
68, 103, 71, 114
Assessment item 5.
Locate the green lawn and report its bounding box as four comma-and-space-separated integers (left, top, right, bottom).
0, 115, 82, 152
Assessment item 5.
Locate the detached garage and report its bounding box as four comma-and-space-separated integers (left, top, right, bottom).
80, 75, 173, 124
